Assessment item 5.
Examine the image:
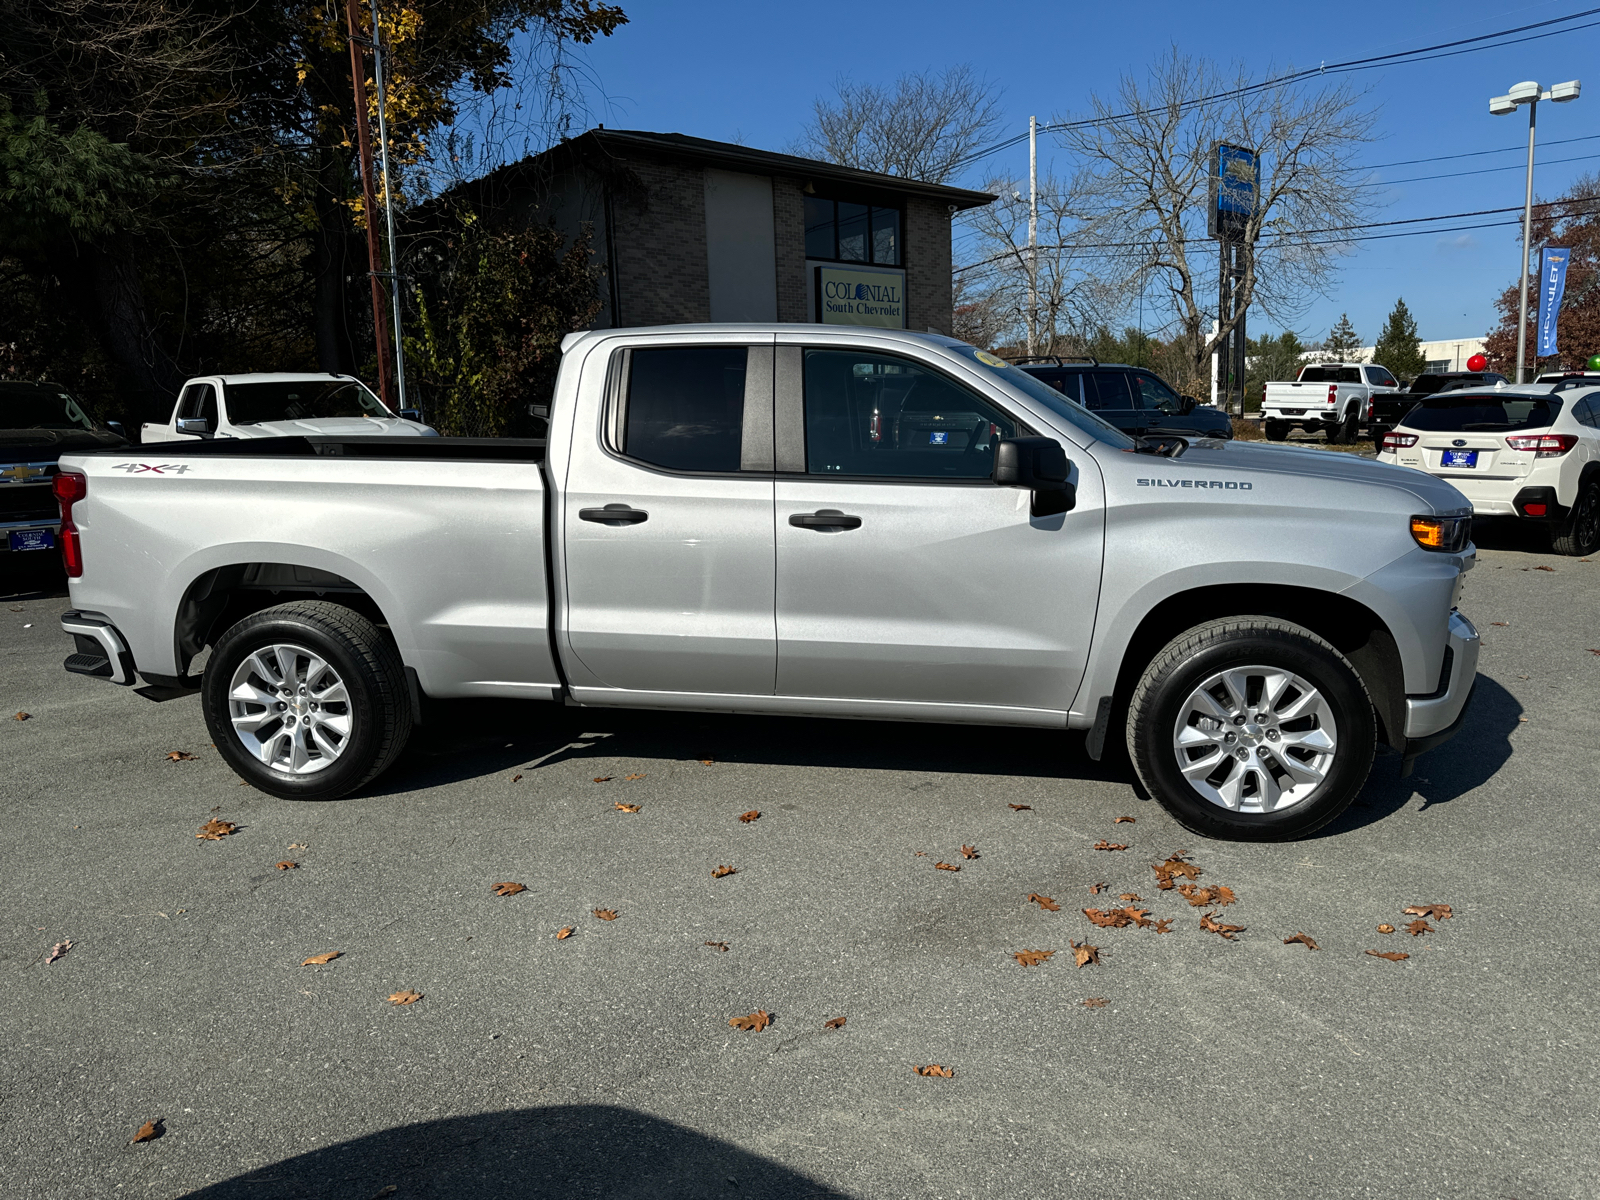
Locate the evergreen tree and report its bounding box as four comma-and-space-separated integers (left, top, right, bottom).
1321, 313, 1364, 361
1373, 298, 1427, 381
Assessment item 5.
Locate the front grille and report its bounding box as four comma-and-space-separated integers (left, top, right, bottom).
0, 484, 56, 520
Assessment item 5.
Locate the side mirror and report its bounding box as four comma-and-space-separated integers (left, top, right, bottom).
398, 408, 422, 422
176, 417, 211, 434
1179, 395, 1197, 414
993, 436, 1075, 517
105, 420, 125, 436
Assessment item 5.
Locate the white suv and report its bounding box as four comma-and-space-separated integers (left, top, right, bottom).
1377, 383, 1600, 556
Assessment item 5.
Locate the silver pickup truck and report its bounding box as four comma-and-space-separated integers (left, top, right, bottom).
54, 326, 1480, 841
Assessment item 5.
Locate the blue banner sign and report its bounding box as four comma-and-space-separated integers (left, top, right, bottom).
1537, 247, 1569, 357
1208, 143, 1258, 241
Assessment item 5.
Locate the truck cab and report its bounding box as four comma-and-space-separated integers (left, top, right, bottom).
140, 374, 436, 443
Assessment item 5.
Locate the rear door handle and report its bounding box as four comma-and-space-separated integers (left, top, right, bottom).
788, 509, 862, 530
580, 504, 649, 526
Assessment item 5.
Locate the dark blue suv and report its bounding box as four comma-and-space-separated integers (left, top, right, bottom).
1013, 357, 1233, 440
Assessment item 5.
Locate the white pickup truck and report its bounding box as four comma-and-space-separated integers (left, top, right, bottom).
54, 326, 1481, 842
1262, 362, 1403, 444
140, 373, 435, 443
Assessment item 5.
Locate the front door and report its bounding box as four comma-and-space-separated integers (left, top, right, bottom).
562, 340, 777, 696
774, 346, 1103, 714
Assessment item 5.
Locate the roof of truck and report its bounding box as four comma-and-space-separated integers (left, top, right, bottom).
203, 373, 368, 385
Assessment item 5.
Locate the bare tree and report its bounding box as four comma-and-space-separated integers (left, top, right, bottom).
1054, 48, 1378, 383
795, 65, 1001, 183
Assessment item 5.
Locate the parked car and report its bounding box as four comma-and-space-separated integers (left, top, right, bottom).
1368, 370, 1511, 440
54, 326, 1478, 842
1012, 357, 1232, 440
1377, 384, 1600, 556
2, 380, 127, 559
140, 373, 435, 443
1262, 362, 1403, 443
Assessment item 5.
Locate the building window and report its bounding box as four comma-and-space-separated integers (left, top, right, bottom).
805, 196, 901, 266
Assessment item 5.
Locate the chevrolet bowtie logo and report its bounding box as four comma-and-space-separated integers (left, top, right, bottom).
0, 464, 47, 484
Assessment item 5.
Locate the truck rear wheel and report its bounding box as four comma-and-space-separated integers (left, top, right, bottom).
1125, 617, 1376, 841
1328, 412, 1358, 444
1264, 419, 1289, 441
202, 601, 414, 801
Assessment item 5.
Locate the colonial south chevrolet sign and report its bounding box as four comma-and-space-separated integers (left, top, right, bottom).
816, 266, 905, 329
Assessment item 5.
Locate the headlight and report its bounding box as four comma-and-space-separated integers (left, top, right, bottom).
1410, 514, 1471, 553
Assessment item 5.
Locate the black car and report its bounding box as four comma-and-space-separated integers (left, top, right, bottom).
2, 381, 127, 560
1369, 370, 1510, 437
1013, 357, 1232, 440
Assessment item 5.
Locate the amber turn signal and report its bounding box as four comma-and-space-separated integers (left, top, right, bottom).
1410, 515, 1470, 554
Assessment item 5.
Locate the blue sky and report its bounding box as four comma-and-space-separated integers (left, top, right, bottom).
567, 0, 1600, 346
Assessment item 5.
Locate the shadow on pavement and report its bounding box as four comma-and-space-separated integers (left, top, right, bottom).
1469, 516, 1554, 554
179, 1104, 850, 1200
0, 553, 69, 601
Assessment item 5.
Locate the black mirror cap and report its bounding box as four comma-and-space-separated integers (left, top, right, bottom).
993, 436, 1069, 488
1179, 395, 1197, 414
398, 408, 422, 422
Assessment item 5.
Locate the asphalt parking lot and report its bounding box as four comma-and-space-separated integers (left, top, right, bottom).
4, 526, 1598, 1200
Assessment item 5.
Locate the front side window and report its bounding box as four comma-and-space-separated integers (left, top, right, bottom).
622, 347, 747, 472
227, 380, 391, 424
803, 349, 1018, 479
1367, 367, 1399, 387
1131, 372, 1181, 413
0, 385, 97, 431
803, 197, 902, 267
179, 384, 218, 428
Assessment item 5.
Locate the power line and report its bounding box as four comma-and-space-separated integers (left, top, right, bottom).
1354, 132, 1600, 172
1358, 150, 1600, 187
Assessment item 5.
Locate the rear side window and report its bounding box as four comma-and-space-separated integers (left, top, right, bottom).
1401, 394, 1563, 433
1084, 372, 1133, 410
1299, 366, 1362, 384
622, 347, 747, 472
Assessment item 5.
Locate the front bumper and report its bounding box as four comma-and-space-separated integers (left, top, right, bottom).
60, 610, 137, 685
1400, 610, 1479, 769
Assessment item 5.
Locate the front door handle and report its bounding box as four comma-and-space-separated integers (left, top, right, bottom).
788, 509, 862, 530
580, 504, 649, 526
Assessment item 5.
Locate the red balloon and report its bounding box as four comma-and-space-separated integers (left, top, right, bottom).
1467, 353, 1488, 372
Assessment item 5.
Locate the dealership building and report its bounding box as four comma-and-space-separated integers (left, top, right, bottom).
453, 129, 995, 335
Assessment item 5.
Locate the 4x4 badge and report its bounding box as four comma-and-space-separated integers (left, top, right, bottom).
111, 463, 192, 474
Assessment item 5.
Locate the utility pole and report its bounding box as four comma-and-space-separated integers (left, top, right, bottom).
1028, 115, 1038, 357
345, 0, 394, 408
368, 0, 409, 414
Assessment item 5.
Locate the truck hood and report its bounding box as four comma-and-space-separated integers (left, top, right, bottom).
1166, 437, 1470, 513
226, 417, 437, 438
1, 426, 127, 461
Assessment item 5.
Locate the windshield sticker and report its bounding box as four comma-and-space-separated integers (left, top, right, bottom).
1138, 478, 1253, 490
972, 350, 1010, 369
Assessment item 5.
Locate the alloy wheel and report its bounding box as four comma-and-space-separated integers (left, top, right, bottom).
227, 642, 353, 774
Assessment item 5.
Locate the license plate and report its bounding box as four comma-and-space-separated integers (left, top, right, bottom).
1441, 450, 1479, 468
8, 529, 54, 551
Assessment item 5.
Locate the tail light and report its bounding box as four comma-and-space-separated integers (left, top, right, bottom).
1327, 385, 1338, 404
52, 471, 86, 577
1504, 433, 1577, 457
1380, 431, 1418, 453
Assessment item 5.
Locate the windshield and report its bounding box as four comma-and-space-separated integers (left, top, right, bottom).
0, 384, 97, 431
1401, 393, 1561, 433
1298, 366, 1361, 383
226, 379, 393, 424
950, 346, 1138, 449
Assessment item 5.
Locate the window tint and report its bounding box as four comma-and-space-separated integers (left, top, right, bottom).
1401, 394, 1562, 433
1130, 372, 1179, 413
226, 380, 389, 424
1576, 398, 1597, 428
871, 207, 901, 265
1298, 366, 1362, 384
803, 198, 903, 266
948, 347, 1138, 449
1084, 372, 1132, 410
179, 384, 218, 427
804, 196, 835, 259
1367, 367, 1398, 387
623, 347, 747, 472
803, 349, 1020, 479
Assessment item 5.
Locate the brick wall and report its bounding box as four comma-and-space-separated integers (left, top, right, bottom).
903, 196, 954, 335
609, 156, 711, 326
770, 175, 809, 323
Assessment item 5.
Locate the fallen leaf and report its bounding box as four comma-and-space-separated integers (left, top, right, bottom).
1008, 803, 1032, 811
1088, 882, 1108, 894
275, 861, 297, 871
492, 882, 527, 897
593, 908, 619, 921
934, 861, 960, 872
824, 1016, 847, 1030
288, 843, 308, 850
1013, 948, 1055, 967
1406, 918, 1434, 937
738, 810, 760, 823
699, 758, 714, 766
1283, 933, 1320, 950
1490, 621, 1508, 626
1366, 950, 1409, 961
512, 774, 523, 783
1070, 940, 1100, 968
913, 850, 928, 857
728, 1010, 771, 1032
703, 941, 729, 952
960, 844, 979, 859
1082, 997, 1109, 1008
1119, 893, 1143, 903
195, 818, 237, 840
387, 990, 423, 1005
46, 939, 71, 964
370, 1188, 398, 1199
624, 773, 646, 781
1094, 841, 1129, 851
1083, 908, 1126, 929
1027, 893, 1060, 911
1177, 883, 1237, 907
13, 711, 30, 721
1114, 816, 1136, 824
1199, 912, 1246, 940
1403, 904, 1453, 921
1533, 565, 1556, 572
614, 802, 641, 813
1152, 853, 1201, 890
1587, 648, 1600, 656
210, 805, 221, 812
302, 951, 341, 965
555, 926, 574, 940
1377, 924, 1395, 934
593, 776, 613, 783
1154, 919, 1173, 934
167, 751, 197, 761
913, 1064, 954, 1077
712, 865, 738, 878
130, 1119, 163, 1144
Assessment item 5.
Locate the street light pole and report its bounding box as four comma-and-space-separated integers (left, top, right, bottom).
1491, 79, 1580, 383
1028, 115, 1038, 357
369, 0, 409, 415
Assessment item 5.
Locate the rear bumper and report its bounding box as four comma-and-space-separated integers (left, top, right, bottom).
60, 610, 136, 685
1403, 610, 1479, 743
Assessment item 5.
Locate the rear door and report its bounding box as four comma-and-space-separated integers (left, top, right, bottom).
771, 342, 1102, 715
1084, 371, 1144, 435
561, 338, 778, 696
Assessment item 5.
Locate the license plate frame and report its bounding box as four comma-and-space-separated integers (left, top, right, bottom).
7, 529, 55, 552
1440, 449, 1479, 469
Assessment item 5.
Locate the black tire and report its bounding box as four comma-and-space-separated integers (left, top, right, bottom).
1552, 476, 1600, 556
1369, 424, 1392, 445
202, 601, 414, 801
1328, 412, 1358, 444
1125, 616, 1376, 842
1264, 419, 1290, 442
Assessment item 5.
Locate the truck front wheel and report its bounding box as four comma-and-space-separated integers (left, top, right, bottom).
202, 601, 414, 801
1125, 617, 1376, 841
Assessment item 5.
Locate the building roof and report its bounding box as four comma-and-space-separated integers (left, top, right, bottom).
465, 128, 997, 211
